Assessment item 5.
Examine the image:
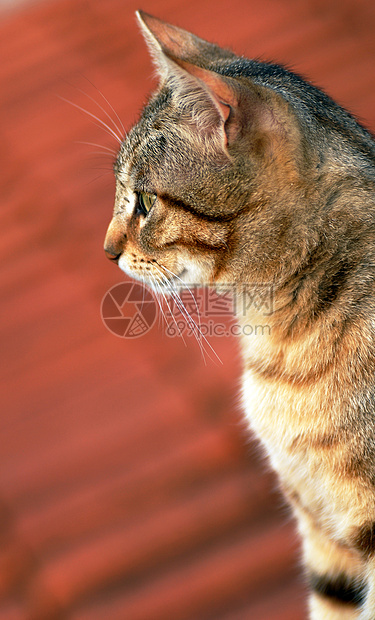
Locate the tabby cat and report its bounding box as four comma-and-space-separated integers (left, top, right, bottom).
104, 12, 375, 619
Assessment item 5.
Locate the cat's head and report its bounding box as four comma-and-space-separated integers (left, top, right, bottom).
104, 12, 369, 292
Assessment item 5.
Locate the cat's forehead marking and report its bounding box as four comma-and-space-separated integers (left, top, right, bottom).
116, 153, 130, 183
114, 172, 136, 218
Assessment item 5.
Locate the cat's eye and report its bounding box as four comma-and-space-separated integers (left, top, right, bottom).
137, 192, 157, 216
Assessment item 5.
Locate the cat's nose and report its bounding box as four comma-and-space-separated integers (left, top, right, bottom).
104, 246, 121, 262
104, 223, 125, 263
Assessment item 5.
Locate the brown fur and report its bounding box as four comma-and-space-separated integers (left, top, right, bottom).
104, 12, 375, 619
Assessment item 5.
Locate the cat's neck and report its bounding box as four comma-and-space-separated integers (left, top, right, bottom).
235, 244, 375, 388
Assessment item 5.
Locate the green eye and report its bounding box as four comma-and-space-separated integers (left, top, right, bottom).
138, 192, 157, 215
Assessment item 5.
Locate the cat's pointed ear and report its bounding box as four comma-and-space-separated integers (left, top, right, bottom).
136, 13, 298, 160
136, 11, 238, 142
136, 11, 233, 72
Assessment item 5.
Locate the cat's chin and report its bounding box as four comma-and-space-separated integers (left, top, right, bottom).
117, 257, 188, 293
117, 251, 214, 293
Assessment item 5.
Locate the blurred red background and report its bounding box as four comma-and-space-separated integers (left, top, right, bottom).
1, 0, 374, 618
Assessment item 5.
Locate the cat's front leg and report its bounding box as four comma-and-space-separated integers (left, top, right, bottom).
298, 517, 364, 619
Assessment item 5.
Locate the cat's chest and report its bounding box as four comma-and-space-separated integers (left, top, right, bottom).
241, 363, 335, 486
241, 365, 374, 536
241, 366, 310, 458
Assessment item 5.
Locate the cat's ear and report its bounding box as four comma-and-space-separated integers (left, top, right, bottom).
136, 11, 239, 145
135, 12, 289, 154
135, 11, 234, 76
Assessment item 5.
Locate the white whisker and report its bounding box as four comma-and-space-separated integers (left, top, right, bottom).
149, 273, 174, 333
86, 153, 117, 160
58, 96, 122, 144
157, 263, 204, 340
71, 84, 125, 142
170, 288, 207, 363
79, 75, 126, 138
152, 264, 222, 365
76, 141, 118, 155
157, 279, 188, 345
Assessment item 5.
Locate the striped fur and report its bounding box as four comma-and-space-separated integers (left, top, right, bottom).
104, 13, 375, 619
